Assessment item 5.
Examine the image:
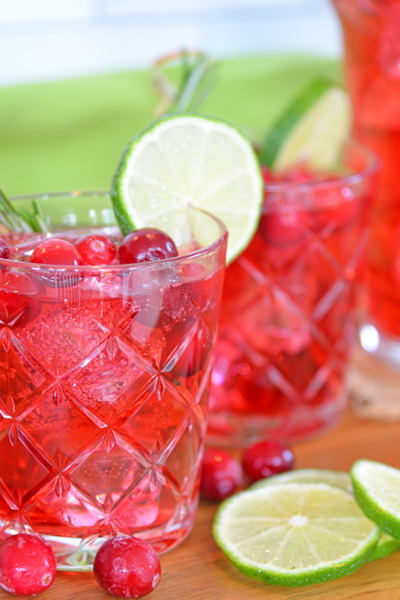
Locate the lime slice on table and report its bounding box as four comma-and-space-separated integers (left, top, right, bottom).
351, 460, 400, 542
213, 482, 380, 587
250, 468, 353, 493
251, 468, 400, 562
111, 114, 264, 264
260, 79, 351, 172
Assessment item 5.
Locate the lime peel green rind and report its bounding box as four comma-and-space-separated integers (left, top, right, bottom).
213, 482, 380, 587
368, 533, 400, 562
351, 459, 400, 542
110, 113, 264, 264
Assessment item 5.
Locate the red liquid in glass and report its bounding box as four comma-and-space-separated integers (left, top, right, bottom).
208, 168, 373, 445
334, 0, 400, 337
0, 229, 224, 567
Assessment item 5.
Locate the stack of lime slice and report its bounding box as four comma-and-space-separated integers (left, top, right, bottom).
213, 464, 400, 588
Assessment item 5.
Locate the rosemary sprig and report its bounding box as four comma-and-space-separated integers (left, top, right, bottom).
152, 50, 219, 117
0, 187, 48, 233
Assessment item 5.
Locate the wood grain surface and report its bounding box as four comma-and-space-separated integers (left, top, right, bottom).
2, 349, 400, 600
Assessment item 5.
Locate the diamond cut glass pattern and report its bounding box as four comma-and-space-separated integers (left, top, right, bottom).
0, 193, 227, 569
209, 146, 377, 445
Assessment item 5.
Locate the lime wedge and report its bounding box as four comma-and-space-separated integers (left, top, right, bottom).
111, 114, 263, 264
351, 459, 400, 541
260, 79, 351, 172
250, 468, 352, 493
213, 483, 379, 587
251, 468, 400, 562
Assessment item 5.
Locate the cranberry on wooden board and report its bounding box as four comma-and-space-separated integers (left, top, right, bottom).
242, 440, 294, 483
201, 448, 243, 501
93, 536, 161, 598
0, 534, 56, 596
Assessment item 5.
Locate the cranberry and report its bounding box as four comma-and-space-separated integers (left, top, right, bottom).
75, 234, 117, 266
0, 533, 56, 596
30, 238, 84, 266
200, 448, 243, 501
119, 228, 178, 264
242, 440, 294, 483
0, 271, 44, 327
260, 208, 311, 247
0, 238, 10, 260
93, 536, 161, 599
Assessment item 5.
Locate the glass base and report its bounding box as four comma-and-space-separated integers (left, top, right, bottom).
41, 522, 194, 571
206, 393, 347, 448
359, 323, 400, 372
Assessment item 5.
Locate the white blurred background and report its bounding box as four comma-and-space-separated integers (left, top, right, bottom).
0, 0, 341, 87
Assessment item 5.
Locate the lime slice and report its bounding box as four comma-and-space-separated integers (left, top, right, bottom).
213, 482, 380, 587
111, 114, 264, 264
251, 468, 400, 562
250, 468, 352, 493
351, 459, 400, 541
260, 79, 351, 172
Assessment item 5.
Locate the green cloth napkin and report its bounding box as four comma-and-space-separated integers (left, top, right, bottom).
0, 54, 341, 197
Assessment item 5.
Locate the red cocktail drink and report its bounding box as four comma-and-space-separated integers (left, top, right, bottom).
333, 0, 400, 362
0, 192, 227, 569
208, 143, 377, 446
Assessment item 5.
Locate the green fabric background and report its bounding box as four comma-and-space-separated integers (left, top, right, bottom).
0, 54, 341, 197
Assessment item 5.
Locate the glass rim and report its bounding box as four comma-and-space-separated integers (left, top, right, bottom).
264, 139, 380, 192
0, 191, 228, 272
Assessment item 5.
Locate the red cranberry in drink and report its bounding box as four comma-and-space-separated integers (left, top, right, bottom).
0, 271, 44, 327
119, 228, 178, 264
260, 209, 311, 247
75, 234, 117, 266
201, 448, 243, 501
242, 440, 294, 483
0, 238, 10, 260
93, 536, 161, 599
0, 533, 56, 596
30, 238, 84, 266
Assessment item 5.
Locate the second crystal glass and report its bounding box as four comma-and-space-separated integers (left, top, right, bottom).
208, 141, 378, 446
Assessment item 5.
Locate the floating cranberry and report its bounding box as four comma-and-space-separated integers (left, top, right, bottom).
30, 238, 84, 266
201, 448, 243, 501
75, 234, 117, 266
93, 536, 161, 599
242, 440, 294, 483
0, 533, 56, 596
0, 271, 44, 327
119, 228, 178, 264
260, 208, 311, 248
0, 238, 10, 260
